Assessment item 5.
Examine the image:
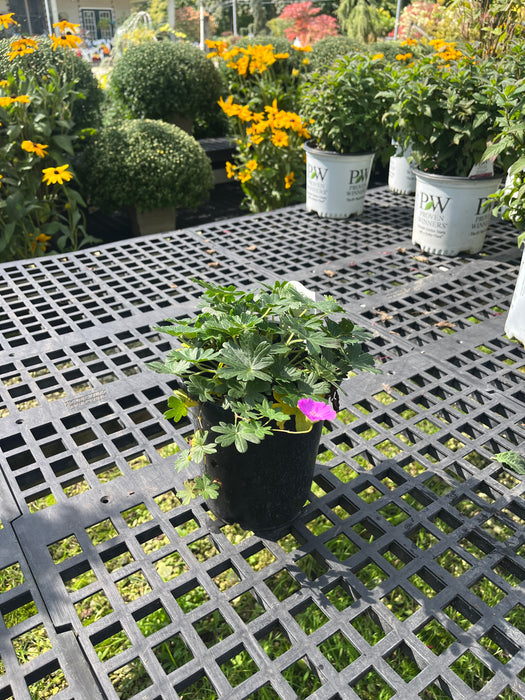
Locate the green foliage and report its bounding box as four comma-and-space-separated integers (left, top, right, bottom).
148, 279, 378, 498
0, 37, 103, 129
381, 55, 501, 176
493, 451, 525, 474
308, 35, 362, 72
77, 118, 213, 213
0, 68, 97, 262
299, 52, 390, 154
109, 40, 224, 126
337, 0, 384, 43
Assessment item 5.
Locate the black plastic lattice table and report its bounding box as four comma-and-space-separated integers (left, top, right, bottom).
1, 187, 524, 700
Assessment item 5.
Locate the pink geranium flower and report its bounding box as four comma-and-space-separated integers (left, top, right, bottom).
297, 398, 336, 422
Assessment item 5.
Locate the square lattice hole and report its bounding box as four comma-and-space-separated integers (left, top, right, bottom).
174, 581, 210, 613
264, 569, 300, 601
116, 570, 152, 602
121, 503, 153, 528
282, 656, 322, 699
0, 562, 25, 592
319, 630, 360, 671
47, 534, 83, 564
292, 600, 329, 635
470, 576, 506, 607
416, 618, 456, 655
61, 561, 96, 592
385, 642, 425, 682
91, 622, 132, 661
102, 543, 134, 573
135, 601, 171, 637
409, 567, 445, 598
442, 596, 481, 631
450, 650, 495, 691
382, 542, 412, 570
436, 549, 471, 577
243, 544, 277, 571
74, 588, 113, 626
257, 622, 292, 660
109, 657, 152, 698
382, 586, 420, 621
351, 668, 394, 699
194, 610, 233, 648
12, 623, 52, 664
355, 560, 388, 590
86, 519, 118, 545
154, 633, 194, 674
230, 590, 265, 623
351, 608, 391, 646
493, 557, 525, 588
296, 552, 327, 580
324, 579, 359, 611
408, 526, 439, 550
153, 551, 188, 582
326, 533, 359, 561
220, 645, 258, 689
187, 536, 219, 562
478, 626, 519, 665
378, 502, 410, 526
27, 661, 68, 698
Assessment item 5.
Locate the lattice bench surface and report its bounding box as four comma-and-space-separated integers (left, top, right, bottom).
0, 187, 524, 700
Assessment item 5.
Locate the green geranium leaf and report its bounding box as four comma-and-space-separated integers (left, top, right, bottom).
493, 451, 525, 475
212, 421, 262, 452
189, 430, 217, 463
146, 360, 173, 374
217, 339, 274, 381
164, 394, 187, 422
174, 449, 191, 472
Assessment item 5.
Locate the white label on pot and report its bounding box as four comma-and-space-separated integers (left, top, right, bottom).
468, 160, 494, 178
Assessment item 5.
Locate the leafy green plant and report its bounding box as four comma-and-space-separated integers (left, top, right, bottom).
308, 35, 362, 72
381, 53, 501, 176
109, 40, 223, 128
0, 67, 97, 261
483, 78, 525, 230
0, 36, 103, 129
299, 52, 390, 154
77, 118, 213, 214
148, 279, 377, 500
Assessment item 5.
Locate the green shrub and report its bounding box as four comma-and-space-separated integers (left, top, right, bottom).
309, 36, 362, 72
0, 37, 103, 129
78, 119, 214, 213
109, 40, 223, 126
365, 39, 430, 61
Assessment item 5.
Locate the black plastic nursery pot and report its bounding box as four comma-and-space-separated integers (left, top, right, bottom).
197, 402, 323, 536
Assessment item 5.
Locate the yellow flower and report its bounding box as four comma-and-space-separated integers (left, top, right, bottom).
0, 80, 8, 88
8, 38, 38, 60
292, 44, 312, 52
372, 53, 384, 60
53, 20, 80, 33
0, 96, 14, 107
0, 174, 2, 187
49, 33, 82, 50
401, 37, 417, 47
271, 130, 289, 148
396, 53, 412, 61
225, 161, 236, 179
246, 159, 258, 171
238, 170, 252, 184
21, 140, 48, 157
14, 94, 30, 103
42, 164, 73, 185
284, 172, 295, 189
292, 68, 299, 77
250, 133, 264, 145
0, 12, 16, 29
302, 58, 310, 65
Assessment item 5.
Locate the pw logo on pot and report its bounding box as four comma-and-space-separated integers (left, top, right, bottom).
421, 192, 451, 212
308, 165, 328, 180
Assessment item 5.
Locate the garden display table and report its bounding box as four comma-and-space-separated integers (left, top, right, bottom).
0, 187, 524, 700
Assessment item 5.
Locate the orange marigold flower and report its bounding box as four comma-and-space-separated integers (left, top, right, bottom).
21, 140, 48, 157
8, 37, 38, 60
0, 12, 16, 29
50, 33, 82, 50
284, 172, 295, 189
53, 20, 80, 33
42, 164, 73, 185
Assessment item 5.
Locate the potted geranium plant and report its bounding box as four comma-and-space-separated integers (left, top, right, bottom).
78, 119, 213, 235
148, 279, 377, 535
299, 51, 390, 218
381, 49, 502, 255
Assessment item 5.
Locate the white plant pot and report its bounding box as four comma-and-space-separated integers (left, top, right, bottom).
388, 142, 416, 195
304, 142, 374, 218
505, 244, 525, 345
412, 170, 502, 256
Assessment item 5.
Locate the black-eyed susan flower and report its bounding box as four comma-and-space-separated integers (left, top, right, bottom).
14, 94, 30, 103
50, 33, 82, 50
42, 164, 73, 185
284, 172, 295, 189
21, 140, 48, 157
0, 96, 14, 107
0, 12, 16, 29
53, 20, 80, 33
8, 38, 38, 60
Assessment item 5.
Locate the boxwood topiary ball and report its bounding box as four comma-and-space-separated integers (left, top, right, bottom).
78, 118, 214, 213
109, 41, 223, 125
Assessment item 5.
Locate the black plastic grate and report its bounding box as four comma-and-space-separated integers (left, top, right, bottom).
1, 188, 525, 699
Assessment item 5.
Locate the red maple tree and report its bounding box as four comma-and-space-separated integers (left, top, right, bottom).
279, 2, 339, 45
